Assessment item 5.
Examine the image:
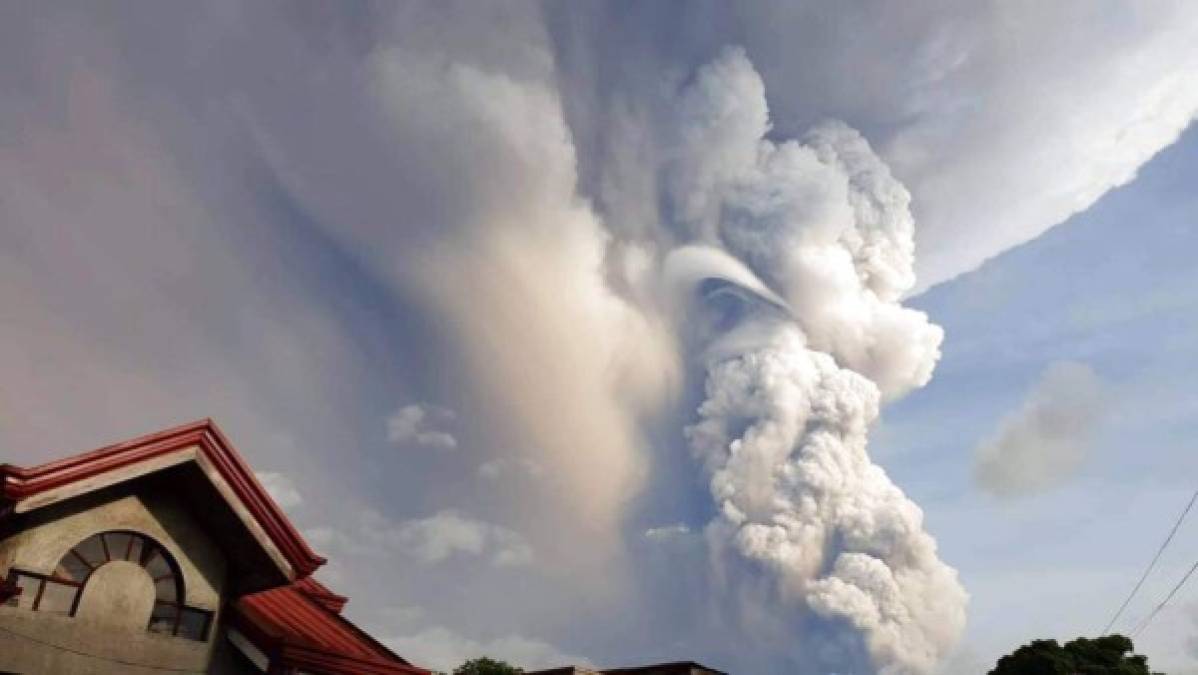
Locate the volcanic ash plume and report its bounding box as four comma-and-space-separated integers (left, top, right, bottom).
670, 49, 966, 673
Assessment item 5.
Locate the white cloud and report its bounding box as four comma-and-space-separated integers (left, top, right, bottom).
477, 457, 544, 481
643, 524, 691, 541
387, 625, 590, 673
974, 362, 1108, 497
397, 511, 534, 567
666, 49, 943, 401
255, 471, 303, 511
307, 510, 533, 569
377, 604, 426, 627
386, 404, 458, 450
301, 525, 338, 551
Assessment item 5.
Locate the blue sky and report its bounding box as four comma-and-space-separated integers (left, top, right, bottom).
1, 3, 1196, 674
881, 120, 1198, 673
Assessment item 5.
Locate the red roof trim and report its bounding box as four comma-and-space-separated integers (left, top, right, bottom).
278, 644, 430, 675
234, 582, 430, 675
0, 419, 326, 578
295, 576, 349, 614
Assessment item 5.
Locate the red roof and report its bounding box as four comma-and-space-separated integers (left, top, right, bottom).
235, 580, 429, 675
0, 420, 432, 674
294, 576, 350, 614
0, 419, 325, 578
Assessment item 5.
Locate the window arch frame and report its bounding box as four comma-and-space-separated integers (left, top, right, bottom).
3, 529, 213, 641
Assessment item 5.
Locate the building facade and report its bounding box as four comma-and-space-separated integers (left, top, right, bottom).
0, 420, 429, 675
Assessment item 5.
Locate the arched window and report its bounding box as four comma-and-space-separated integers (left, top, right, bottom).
3, 531, 212, 640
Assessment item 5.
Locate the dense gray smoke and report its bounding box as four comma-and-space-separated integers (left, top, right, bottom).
663, 49, 966, 673
252, 21, 968, 671
350, 38, 965, 673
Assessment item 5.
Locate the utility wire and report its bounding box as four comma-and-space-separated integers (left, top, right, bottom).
1101, 489, 1198, 635
1131, 555, 1198, 638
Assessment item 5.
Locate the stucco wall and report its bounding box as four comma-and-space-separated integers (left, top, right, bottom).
0, 606, 212, 674
0, 489, 226, 608
0, 484, 229, 674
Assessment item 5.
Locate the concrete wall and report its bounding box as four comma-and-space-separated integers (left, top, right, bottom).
0, 490, 226, 607
0, 485, 231, 674
0, 606, 213, 674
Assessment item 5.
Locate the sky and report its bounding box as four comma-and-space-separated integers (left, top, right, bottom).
0, 2, 1196, 674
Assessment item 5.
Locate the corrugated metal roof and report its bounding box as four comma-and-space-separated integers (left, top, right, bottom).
236, 581, 430, 674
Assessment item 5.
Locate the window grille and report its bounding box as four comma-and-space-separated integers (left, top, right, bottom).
3, 531, 213, 641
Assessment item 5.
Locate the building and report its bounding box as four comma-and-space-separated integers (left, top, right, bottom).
528, 662, 727, 675
0, 420, 430, 675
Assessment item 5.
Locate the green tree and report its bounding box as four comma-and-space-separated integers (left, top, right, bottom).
989, 634, 1162, 675
452, 657, 524, 675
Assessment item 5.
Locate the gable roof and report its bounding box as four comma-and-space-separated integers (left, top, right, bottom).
0, 419, 325, 579
1, 420, 431, 674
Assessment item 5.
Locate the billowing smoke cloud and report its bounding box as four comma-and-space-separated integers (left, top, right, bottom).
667, 49, 943, 402
3, 4, 1193, 674
974, 362, 1107, 498
665, 49, 966, 673
360, 43, 682, 573
370, 41, 967, 672
162, 18, 967, 669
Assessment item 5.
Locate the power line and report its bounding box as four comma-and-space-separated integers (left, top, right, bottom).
1131, 556, 1198, 638
1102, 489, 1198, 635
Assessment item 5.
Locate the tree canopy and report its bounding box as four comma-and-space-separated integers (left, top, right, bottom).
452, 657, 524, 675
989, 634, 1161, 675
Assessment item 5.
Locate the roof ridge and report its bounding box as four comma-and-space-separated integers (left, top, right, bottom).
0, 419, 326, 579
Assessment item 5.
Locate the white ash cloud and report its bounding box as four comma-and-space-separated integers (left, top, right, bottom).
670, 49, 965, 673
338, 42, 969, 671
974, 362, 1107, 498
387, 403, 459, 451
217, 10, 1191, 669
5, 5, 1193, 673
688, 320, 965, 674
668, 49, 943, 402
352, 47, 682, 571
552, 2, 1198, 291
354, 42, 968, 671
881, 2, 1198, 291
